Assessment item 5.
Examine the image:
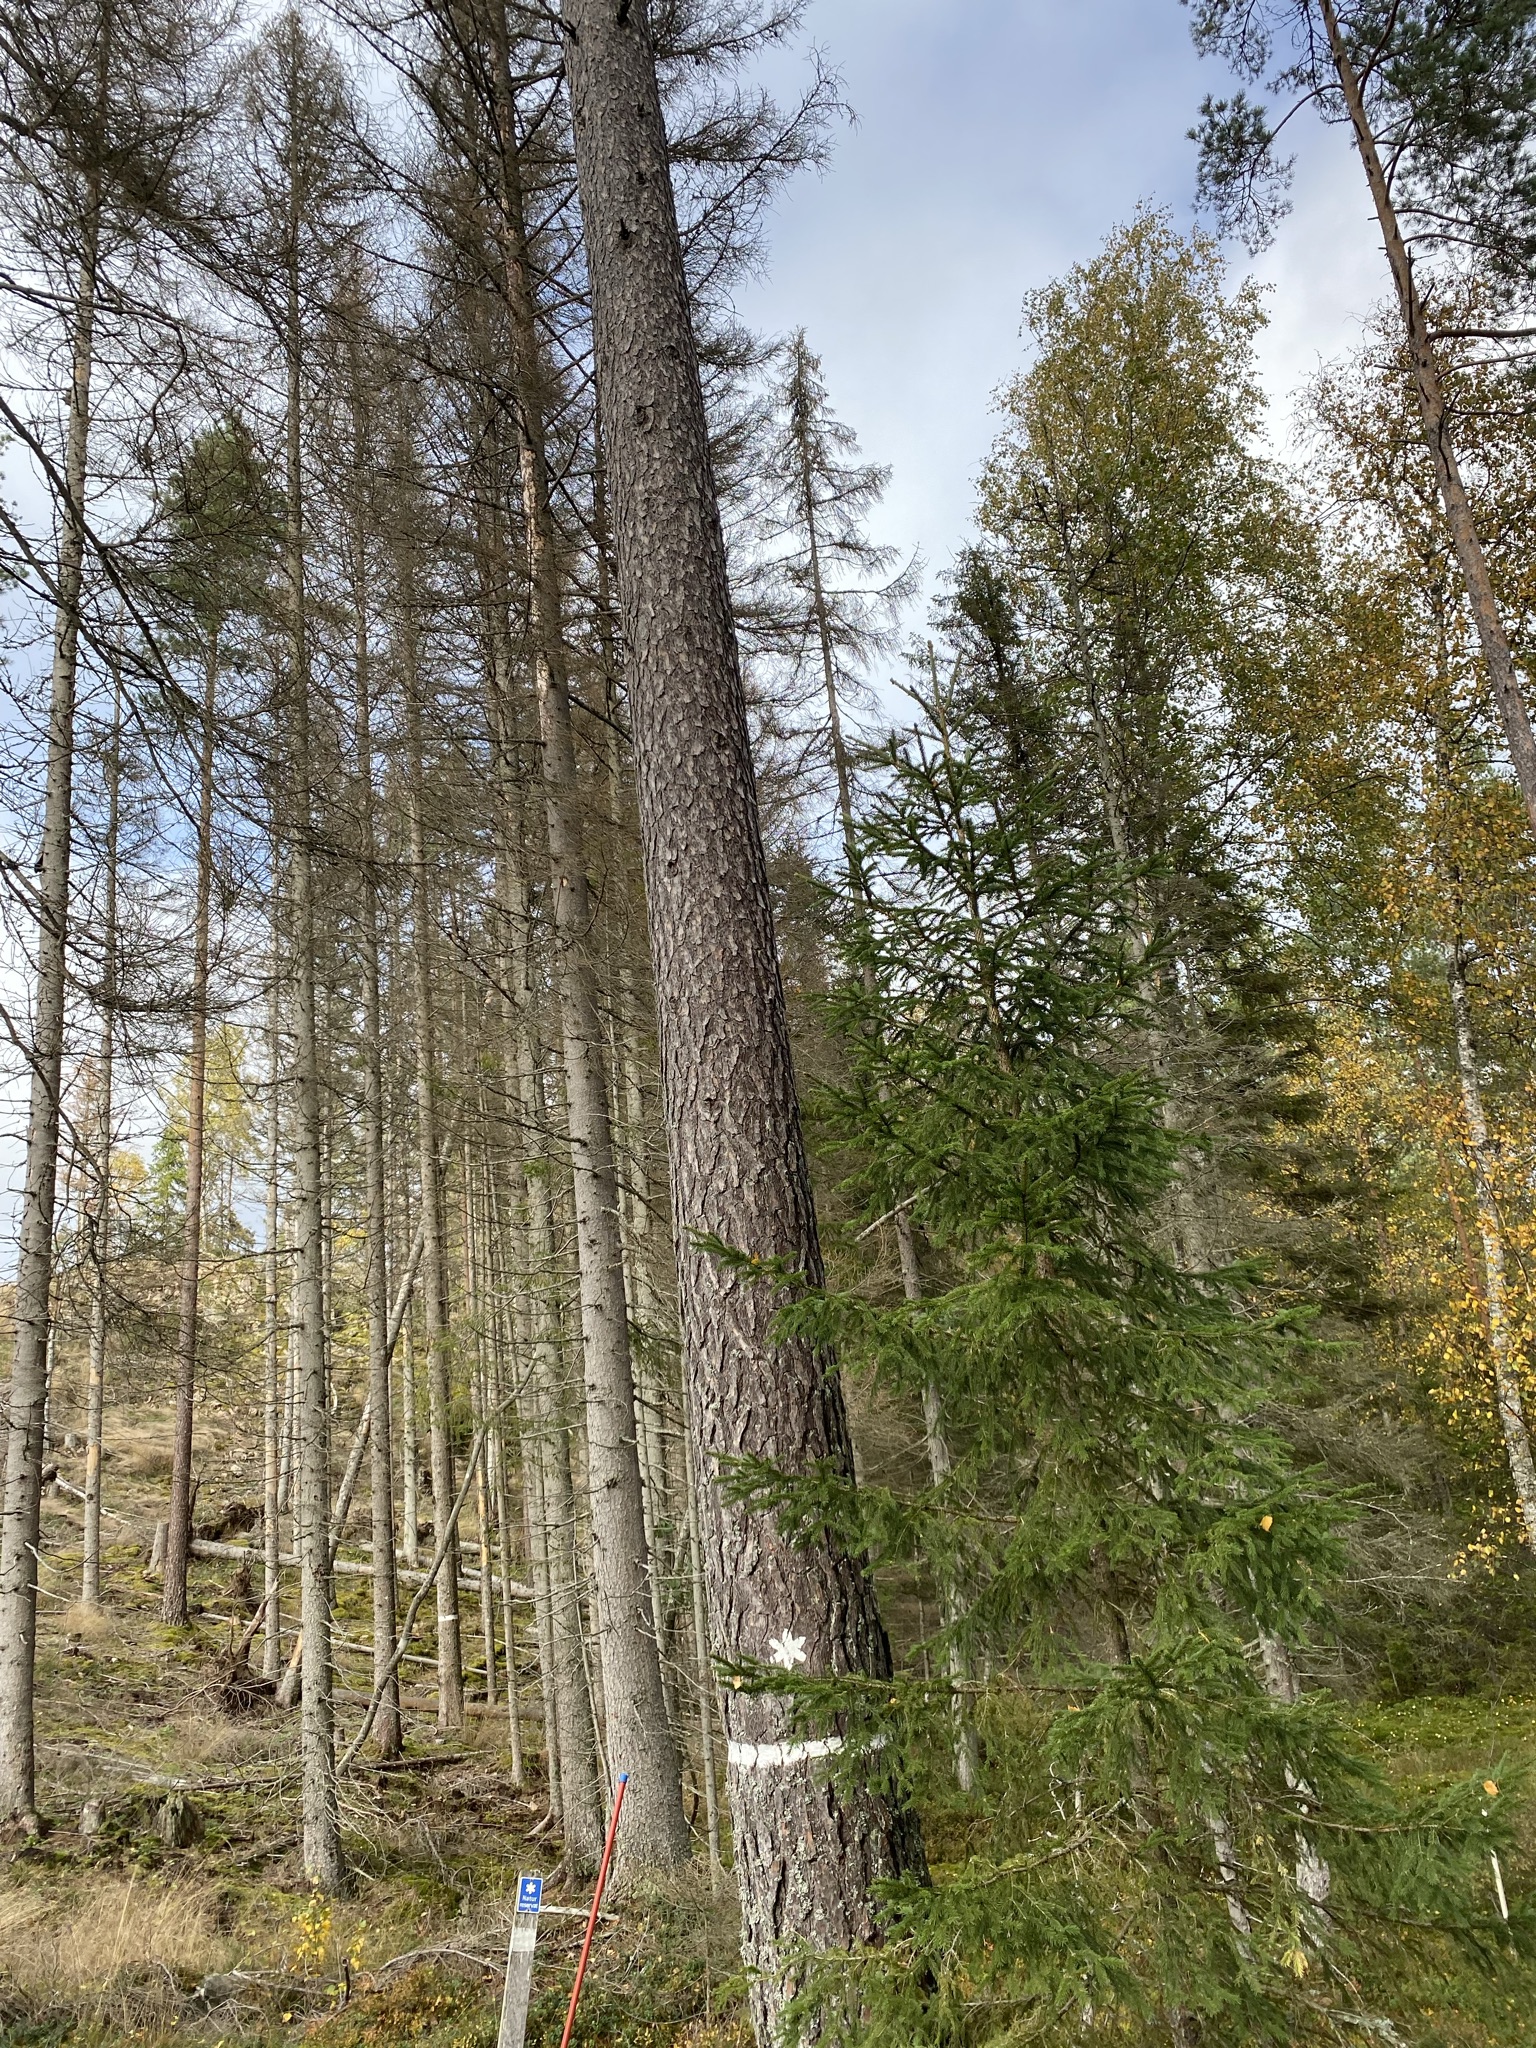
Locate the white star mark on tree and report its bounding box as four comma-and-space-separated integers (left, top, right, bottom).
768, 1631, 808, 1671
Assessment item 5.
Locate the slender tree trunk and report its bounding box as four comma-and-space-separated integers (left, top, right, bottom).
403, 654, 464, 1731
455, 1114, 497, 1708
0, 123, 103, 1818
517, 1025, 604, 1869
476, 1100, 524, 1769
350, 449, 401, 1758
504, 816, 602, 1864
560, 4, 925, 2026
481, 476, 602, 1859
1446, 944, 1536, 1552
282, 68, 342, 1884
684, 1388, 723, 1885
1319, 0, 1536, 837
401, 1312, 419, 1571
486, 38, 684, 1868
81, 685, 120, 1611
163, 636, 219, 1626
263, 869, 284, 1680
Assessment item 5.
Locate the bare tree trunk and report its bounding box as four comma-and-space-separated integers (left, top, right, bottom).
517, 1035, 603, 1869
403, 654, 464, 1732
0, 117, 103, 1818
477, 1102, 525, 1771
560, 4, 924, 2027
542, 1347, 604, 1873
1255, 1630, 1331, 1919
684, 1387, 722, 1885
350, 448, 402, 1759
481, 499, 602, 1858
163, 637, 219, 1626
510, 894, 601, 1862
401, 1311, 419, 1571
282, 65, 343, 1883
485, 36, 684, 1868
487, 1299, 524, 1777
263, 871, 284, 1681
1446, 944, 1536, 1552
1319, 0, 1536, 837
81, 684, 120, 1611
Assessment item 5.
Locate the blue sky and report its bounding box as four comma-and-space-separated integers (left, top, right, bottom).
0, 2, 1397, 1263
732, 0, 1386, 603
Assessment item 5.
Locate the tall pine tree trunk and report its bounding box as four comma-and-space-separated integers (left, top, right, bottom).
560, 3, 925, 2027
0, 121, 103, 1818
163, 636, 219, 1626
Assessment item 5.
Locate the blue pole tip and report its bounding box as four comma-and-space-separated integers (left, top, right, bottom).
618, 1772, 630, 1783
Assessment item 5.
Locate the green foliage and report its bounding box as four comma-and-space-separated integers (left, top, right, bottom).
738, 678, 1519, 2042
155, 414, 283, 658
1188, 0, 1536, 284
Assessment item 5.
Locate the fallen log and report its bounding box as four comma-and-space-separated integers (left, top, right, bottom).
187, 1537, 532, 1602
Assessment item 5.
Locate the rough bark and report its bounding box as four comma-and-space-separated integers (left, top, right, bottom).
485, 34, 685, 1868
560, 2, 925, 2027
0, 118, 102, 1817
163, 636, 218, 1627
1319, 0, 1536, 837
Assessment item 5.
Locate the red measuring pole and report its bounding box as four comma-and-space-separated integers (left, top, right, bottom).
558, 1772, 628, 2048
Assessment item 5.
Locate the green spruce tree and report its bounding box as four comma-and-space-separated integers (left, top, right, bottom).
736, 677, 1520, 2044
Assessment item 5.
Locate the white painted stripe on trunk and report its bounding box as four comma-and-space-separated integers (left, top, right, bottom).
727, 1735, 845, 1771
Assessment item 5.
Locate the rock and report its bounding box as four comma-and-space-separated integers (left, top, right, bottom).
156, 1793, 202, 1848
79, 1797, 105, 1836
193, 1972, 246, 2009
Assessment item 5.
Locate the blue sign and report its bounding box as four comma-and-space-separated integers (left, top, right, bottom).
517, 1874, 544, 1916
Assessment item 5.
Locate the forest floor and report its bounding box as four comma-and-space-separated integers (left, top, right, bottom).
0, 1410, 747, 2048
3, 1409, 1536, 2047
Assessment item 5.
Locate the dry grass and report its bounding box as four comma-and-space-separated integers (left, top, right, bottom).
167, 1705, 283, 1770
119, 1439, 174, 1480
60, 1599, 122, 1642
0, 1873, 233, 1992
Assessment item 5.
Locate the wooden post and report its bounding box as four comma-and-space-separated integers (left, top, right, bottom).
496, 1871, 544, 2048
